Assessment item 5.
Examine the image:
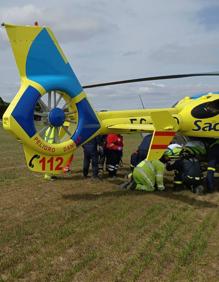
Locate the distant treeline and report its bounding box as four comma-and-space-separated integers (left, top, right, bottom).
0, 97, 9, 119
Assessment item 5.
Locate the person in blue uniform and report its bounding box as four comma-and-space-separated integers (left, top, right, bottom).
165, 148, 204, 194
82, 137, 99, 179
130, 134, 153, 170
206, 139, 219, 193
97, 135, 107, 176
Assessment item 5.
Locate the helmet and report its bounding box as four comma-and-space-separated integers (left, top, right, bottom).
164, 144, 182, 159
180, 147, 195, 158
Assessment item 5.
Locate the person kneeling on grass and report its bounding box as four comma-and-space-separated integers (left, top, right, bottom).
121, 159, 165, 191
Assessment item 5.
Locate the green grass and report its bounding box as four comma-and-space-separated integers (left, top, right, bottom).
0, 126, 219, 281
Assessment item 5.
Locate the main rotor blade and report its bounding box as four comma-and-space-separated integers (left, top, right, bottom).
83, 72, 219, 89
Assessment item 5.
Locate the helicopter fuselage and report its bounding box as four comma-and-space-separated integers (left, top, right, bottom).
175, 93, 219, 138
96, 93, 219, 139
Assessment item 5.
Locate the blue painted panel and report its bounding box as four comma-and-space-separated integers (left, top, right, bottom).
191, 93, 207, 99
191, 92, 219, 99
49, 107, 65, 127
72, 99, 100, 145
12, 86, 40, 137
26, 29, 83, 97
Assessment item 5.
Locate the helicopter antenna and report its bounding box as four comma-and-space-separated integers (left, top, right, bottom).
139, 94, 145, 109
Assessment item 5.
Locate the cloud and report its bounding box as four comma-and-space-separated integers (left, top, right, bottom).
197, 3, 219, 31
149, 41, 219, 68
0, 4, 117, 47
122, 50, 142, 57
1, 4, 42, 24
1, 0, 219, 110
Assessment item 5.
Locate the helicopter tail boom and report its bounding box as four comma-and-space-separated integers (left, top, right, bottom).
2, 23, 101, 174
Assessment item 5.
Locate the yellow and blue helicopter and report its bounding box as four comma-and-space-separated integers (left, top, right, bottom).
2, 23, 219, 174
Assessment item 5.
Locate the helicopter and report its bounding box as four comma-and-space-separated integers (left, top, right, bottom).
2, 23, 219, 174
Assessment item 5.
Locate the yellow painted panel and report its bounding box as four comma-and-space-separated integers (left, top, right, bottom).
23, 145, 73, 174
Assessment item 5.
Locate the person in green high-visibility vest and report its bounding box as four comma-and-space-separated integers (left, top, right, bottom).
163, 144, 183, 190
121, 159, 165, 191
132, 159, 165, 191
44, 127, 56, 181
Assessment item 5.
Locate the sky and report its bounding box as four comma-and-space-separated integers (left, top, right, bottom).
1, 0, 219, 110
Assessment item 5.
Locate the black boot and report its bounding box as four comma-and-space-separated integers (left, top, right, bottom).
173, 184, 184, 192
195, 185, 205, 195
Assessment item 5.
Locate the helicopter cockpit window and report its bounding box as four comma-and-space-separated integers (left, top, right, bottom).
191, 99, 219, 118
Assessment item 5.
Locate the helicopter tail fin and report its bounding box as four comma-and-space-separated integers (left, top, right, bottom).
146, 111, 177, 160
3, 23, 83, 95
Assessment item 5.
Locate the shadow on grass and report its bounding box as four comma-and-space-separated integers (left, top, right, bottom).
57, 174, 126, 183
63, 188, 218, 208
57, 174, 84, 181
62, 189, 140, 201
154, 190, 218, 208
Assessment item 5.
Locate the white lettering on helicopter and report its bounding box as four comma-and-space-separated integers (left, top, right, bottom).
193, 120, 219, 131
34, 137, 56, 152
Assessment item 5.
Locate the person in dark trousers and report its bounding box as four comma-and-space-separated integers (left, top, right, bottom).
82, 137, 99, 179
206, 139, 219, 193
137, 133, 153, 162
130, 151, 139, 171
130, 133, 153, 170
165, 149, 205, 194
97, 135, 107, 176
106, 133, 123, 177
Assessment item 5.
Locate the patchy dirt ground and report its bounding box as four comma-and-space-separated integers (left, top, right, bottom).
0, 127, 218, 281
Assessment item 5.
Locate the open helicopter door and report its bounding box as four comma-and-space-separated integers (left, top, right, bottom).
146, 111, 177, 160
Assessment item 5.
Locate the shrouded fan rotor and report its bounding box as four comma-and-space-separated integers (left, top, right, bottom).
34, 90, 77, 144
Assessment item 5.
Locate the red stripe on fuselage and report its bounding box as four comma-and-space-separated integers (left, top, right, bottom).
151, 145, 168, 149
154, 131, 175, 136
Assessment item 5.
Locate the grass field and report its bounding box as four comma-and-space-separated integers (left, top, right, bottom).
0, 126, 219, 282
